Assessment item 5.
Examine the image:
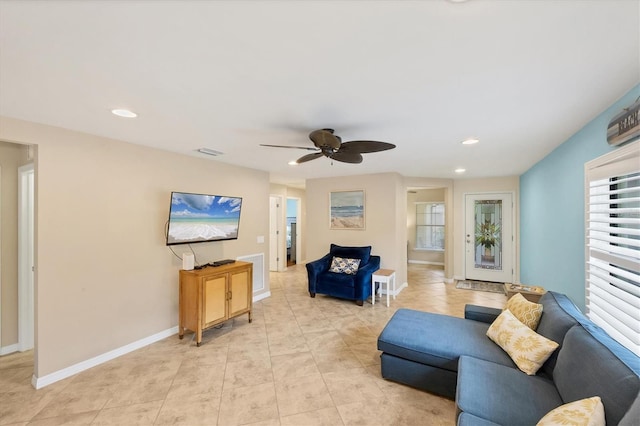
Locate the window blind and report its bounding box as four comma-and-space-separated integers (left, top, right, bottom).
585, 140, 640, 356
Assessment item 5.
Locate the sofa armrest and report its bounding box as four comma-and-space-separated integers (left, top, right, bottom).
464, 305, 502, 324
306, 253, 332, 293
353, 255, 381, 300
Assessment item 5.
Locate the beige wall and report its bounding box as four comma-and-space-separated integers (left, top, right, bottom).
306, 173, 408, 286
0, 116, 270, 379
452, 176, 520, 281
0, 141, 30, 349
407, 188, 446, 265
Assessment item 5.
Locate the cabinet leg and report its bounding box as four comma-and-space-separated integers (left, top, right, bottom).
196, 341, 201, 347
248, 311, 252, 323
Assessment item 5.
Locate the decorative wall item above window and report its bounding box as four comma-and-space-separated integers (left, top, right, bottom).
607, 97, 639, 146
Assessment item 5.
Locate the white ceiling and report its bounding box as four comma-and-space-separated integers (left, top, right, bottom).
1, 1, 638, 188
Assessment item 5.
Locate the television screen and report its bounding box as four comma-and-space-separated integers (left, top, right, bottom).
166, 192, 243, 245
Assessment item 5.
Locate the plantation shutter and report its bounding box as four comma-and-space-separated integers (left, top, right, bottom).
585, 140, 640, 356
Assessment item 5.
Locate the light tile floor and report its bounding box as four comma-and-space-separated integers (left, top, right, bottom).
0, 264, 506, 426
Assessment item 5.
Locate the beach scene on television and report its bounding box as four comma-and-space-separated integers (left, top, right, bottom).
167, 193, 242, 244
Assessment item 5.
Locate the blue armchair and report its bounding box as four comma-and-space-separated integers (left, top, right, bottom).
306, 244, 381, 306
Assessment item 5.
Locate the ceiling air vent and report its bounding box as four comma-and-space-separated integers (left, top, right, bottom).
196, 148, 224, 156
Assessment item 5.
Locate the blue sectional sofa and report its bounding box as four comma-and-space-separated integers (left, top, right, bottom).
377, 291, 639, 425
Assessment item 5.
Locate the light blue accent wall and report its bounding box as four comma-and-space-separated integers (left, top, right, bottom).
520, 84, 639, 311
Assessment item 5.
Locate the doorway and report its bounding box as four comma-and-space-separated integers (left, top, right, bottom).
286, 198, 299, 267
18, 163, 34, 351
464, 192, 514, 283
269, 196, 283, 271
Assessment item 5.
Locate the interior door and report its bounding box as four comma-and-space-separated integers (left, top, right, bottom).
18, 164, 34, 351
465, 193, 514, 283
269, 196, 282, 271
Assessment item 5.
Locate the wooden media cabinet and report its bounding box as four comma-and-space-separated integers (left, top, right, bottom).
179, 261, 253, 346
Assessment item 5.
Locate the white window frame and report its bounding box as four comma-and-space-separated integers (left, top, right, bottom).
415, 202, 445, 251
585, 139, 639, 356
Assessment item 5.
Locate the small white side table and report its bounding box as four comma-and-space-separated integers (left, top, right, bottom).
372, 269, 396, 307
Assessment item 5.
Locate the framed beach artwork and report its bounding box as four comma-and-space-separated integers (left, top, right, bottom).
330, 190, 365, 230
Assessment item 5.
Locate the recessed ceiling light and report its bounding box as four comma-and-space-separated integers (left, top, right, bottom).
461, 138, 479, 145
111, 109, 137, 118
455, 168, 466, 173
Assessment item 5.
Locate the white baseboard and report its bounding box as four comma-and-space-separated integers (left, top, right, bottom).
379, 282, 408, 297
253, 291, 271, 303
0, 343, 19, 356
444, 277, 455, 284
32, 326, 179, 389
408, 260, 445, 266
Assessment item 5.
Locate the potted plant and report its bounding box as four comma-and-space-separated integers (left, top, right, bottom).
475, 220, 501, 258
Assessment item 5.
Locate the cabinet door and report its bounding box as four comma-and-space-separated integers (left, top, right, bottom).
204, 276, 227, 325
229, 270, 250, 316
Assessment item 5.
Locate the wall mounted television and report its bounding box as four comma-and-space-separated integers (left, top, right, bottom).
166, 191, 243, 245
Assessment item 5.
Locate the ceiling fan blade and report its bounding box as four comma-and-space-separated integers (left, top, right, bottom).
296, 152, 324, 163
339, 141, 396, 153
260, 144, 319, 151
309, 129, 341, 150
330, 151, 363, 164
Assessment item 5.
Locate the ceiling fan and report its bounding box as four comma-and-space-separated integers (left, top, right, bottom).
260, 128, 396, 164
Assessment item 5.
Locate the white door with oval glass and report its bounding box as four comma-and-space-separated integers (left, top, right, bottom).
465, 193, 514, 283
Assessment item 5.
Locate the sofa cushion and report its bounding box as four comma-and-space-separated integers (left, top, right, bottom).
486, 309, 559, 375
536, 396, 605, 426
506, 293, 543, 330
378, 309, 515, 372
328, 256, 361, 275
456, 355, 563, 425
465, 304, 502, 324
318, 271, 355, 288
381, 352, 459, 399
535, 292, 582, 377
457, 412, 501, 426
330, 244, 371, 265
553, 325, 640, 425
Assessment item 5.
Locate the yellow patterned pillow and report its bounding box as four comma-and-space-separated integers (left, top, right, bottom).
505, 293, 543, 330
536, 397, 605, 426
487, 309, 559, 375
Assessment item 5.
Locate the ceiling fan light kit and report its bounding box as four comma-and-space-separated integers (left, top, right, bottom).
261, 128, 396, 165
